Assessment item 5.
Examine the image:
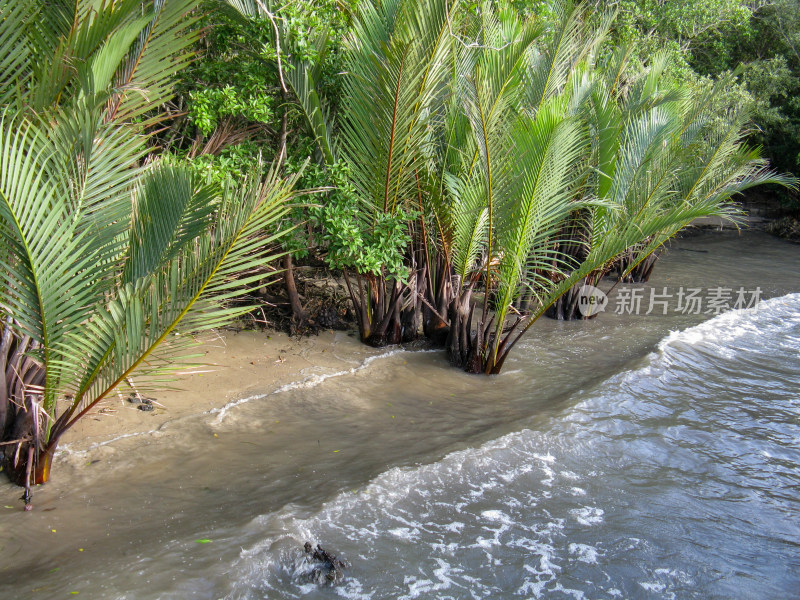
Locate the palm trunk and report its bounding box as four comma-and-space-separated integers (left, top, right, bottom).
545, 283, 585, 320
283, 253, 306, 325
422, 255, 453, 346
1, 327, 52, 491
445, 286, 485, 372
617, 251, 660, 283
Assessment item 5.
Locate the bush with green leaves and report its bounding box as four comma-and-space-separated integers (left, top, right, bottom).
594, 0, 800, 184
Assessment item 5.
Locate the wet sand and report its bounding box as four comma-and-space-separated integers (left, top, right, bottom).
57, 329, 363, 456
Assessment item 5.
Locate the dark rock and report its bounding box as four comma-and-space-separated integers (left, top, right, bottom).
127, 394, 156, 411
301, 542, 348, 585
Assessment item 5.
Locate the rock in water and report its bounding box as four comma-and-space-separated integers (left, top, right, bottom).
301, 542, 348, 585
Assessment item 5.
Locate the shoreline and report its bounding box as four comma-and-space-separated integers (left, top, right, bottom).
54, 224, 796, 460
56, 329, 371, 457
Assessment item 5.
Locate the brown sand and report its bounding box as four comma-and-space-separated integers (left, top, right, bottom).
58, 329, 363, 454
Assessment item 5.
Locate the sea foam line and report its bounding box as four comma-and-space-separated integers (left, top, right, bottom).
59, 348, 411, 457
210, 348, 407, 424
57, 430, 163, 457
657, 292, 800, 352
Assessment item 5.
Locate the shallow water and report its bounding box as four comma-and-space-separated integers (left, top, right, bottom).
1, 230, 798, 599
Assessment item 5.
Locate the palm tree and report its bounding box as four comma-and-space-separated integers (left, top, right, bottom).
426, 0, 611, 372
423, 4, 795, 372
217, 0, 795, 373
320, 0, 455, 346
547, 52, 798, 320
0, 0, 300, 493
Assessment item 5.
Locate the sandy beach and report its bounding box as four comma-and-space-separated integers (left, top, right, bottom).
57, 329, 365, 456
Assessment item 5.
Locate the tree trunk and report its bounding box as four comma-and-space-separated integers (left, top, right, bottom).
545, 283, 585, 320
4, 438, 57, 486
422, 258, 453, 346
446, 288, 484, 372
617, 251, 660, 283
1, 327, 51, 489
283, 253, 306, 325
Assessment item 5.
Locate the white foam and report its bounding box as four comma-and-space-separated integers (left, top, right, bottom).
398, 559, 458, 599
211, 348, 405, 423
569, 507, 604, 526
388, 524, 421, 541
442, 521, 464, 533
657, 292, 800, 354
568, 543, 599, 564
552, 582, 586, 600
533, 452, 556, 463
639, 581, 666, 593
57, 430, 163, 458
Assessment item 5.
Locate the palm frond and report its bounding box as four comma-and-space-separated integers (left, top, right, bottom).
493, 98, 586, 338
55, 164, 299, 434
444, 172, 489, 283
124, 165, 218, 283
340, 0, 452, 218
107, 0, 200, 122
0, 112, 110, 408
525, 0, 610, 115
0, 0, 34, 106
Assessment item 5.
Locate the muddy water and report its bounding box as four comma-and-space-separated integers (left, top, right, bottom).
0, 230, 798, 599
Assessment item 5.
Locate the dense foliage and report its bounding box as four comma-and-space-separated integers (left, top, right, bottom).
208, 0, 793, 374
601, 0, 800, 189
